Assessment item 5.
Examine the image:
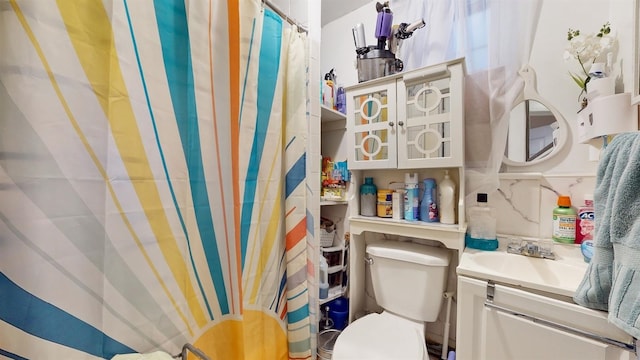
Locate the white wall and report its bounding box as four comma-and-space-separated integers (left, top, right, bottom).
321, 0, 637, 176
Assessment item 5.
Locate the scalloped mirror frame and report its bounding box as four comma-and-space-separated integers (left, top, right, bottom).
502, 65, 569, 167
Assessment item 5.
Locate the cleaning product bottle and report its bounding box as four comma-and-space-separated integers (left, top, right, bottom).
438, 170, 456, 224
319, 256, 329, 299
575, 194, 594, 245
465, 193, 498, 250
360, 177, 377, 217
552, 195, 577, 244
404, 173, 419, 221
420, 178, 438, 222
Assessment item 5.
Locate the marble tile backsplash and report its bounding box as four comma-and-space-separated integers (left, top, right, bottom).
493, 174, 596, 240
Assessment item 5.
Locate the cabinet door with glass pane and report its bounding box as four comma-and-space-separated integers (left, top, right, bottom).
346, 82, 398, 169
396, 62, 465, 168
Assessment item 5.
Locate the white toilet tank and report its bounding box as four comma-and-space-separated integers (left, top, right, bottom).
366, 241, 450, 322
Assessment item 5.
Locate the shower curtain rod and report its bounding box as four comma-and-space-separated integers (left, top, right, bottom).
263, 0, 309, 33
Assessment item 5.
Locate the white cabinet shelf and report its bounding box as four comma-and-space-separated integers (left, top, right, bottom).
349, 216, 465, 251
321, 104, 346, 123
319, 287, 346, 306
320, 199, 348, 206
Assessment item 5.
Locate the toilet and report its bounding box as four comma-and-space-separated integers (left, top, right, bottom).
332, 241, 451, 360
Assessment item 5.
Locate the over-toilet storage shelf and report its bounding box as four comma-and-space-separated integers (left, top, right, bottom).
344, 58, 467, 330
349, 216, 465, 251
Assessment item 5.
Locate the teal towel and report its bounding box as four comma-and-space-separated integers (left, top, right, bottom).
574, 132, 640, 338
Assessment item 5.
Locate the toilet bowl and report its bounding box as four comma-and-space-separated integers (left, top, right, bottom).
331, 241, 450, 360
332, 311, 428, 359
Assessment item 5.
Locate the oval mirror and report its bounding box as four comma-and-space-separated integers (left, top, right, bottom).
503, 65, 568, 167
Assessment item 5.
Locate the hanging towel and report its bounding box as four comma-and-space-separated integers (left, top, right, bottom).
574, 132, 640, 339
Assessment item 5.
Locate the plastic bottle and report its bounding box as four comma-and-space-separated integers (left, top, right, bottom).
552, 195, 577, 244
420, 178, 439, 222
360, 177, 377, 217
322, 70, 335, 109
465, 193, 498, 250
319, 256, 329, 299
575, 194, 594, 245
404, 173, 419, 221
377, 189, 393, 218
392, 190, 405, 220
438, 170, 456, 224
336, 86, 346, 114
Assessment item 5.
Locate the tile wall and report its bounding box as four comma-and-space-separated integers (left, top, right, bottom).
492, 174, 597, 239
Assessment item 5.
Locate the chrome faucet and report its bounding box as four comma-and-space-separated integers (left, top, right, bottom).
507, 239, 556, 260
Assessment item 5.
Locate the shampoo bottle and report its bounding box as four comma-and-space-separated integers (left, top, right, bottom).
420, 178, 438, 222
466, 193, 498, 250
438, 170, 456, 224
552, 195, 577, 244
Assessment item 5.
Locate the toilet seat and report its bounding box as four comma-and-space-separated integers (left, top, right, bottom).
332, 312, 427, 360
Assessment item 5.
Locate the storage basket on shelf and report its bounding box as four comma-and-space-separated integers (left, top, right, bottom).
320, 217, 337, 248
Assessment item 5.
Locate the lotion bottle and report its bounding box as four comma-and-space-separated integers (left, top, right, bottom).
438, 170, 456, 224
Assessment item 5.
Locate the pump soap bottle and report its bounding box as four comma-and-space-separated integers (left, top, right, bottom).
465, 193, 498, 250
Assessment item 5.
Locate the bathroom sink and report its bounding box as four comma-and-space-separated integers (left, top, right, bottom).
457, 244, 589, 298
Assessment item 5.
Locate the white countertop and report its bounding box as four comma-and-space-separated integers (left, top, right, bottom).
457, 240, 589, 298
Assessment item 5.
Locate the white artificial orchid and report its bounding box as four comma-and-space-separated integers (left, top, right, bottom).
564, 22, 614, 106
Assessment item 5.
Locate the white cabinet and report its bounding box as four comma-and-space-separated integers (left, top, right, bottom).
346, 58, 465, 170
344, 59, 468, 331
457, 276, 636, 360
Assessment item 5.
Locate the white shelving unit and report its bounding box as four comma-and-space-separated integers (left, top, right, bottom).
318, 104, 349, 313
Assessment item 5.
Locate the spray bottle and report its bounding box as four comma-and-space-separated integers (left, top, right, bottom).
404, 173, 419, 221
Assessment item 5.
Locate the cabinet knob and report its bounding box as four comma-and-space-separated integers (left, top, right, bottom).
388, 122, 394, 127
398, 121, 404, 126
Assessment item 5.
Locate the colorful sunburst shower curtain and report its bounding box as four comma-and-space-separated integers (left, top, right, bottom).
0, 0, 311, 359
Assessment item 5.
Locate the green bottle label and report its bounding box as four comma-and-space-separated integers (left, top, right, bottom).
552, 209, 576, 243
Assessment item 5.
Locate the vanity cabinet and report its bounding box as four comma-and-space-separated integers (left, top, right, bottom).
456, 276, 635, 360
346, 58, 465, 170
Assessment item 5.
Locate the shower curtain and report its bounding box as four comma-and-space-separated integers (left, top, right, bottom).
0, 0, 311, 359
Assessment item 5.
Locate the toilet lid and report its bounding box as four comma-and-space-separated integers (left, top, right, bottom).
332, 313, 425, 359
